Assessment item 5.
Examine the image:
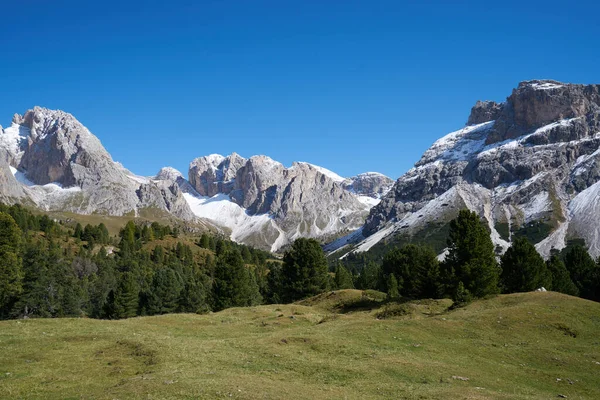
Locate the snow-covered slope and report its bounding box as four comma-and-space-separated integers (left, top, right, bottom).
336, 80, 600, 258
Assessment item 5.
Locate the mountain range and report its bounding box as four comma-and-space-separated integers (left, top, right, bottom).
1, 79, 599, 257
0, 107, 393, 251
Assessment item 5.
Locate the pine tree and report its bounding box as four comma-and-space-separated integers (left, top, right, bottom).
73, 223, 83, 240
500, 237, 551, 293
0, 212, 23, 316
452, 281, 472, 307
199, 233, 210, 249
386, 274, 399, 300
355, 261, 383, 291
443, 210, 499, 298
112, 272, 139, 319
546, 254, 578, 296
211, 249, 261, 311
147, 268, 183, 314
334, 264, 354, 289
281, 238, 329, 302
382, 244, 441, 299
265, 262, 284, 304
564, 245, 599, 301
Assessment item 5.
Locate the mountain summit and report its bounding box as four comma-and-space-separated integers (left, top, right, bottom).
0, 107, 391, 251
341, 80, 600, 258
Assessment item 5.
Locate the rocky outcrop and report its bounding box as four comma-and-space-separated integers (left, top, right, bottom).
0, 153, 26, 202
0, 107, 196, 220
343, 172, 394, 199
185, 155, 376, 250
189, 153, 246, 197
486, 80, 600, 144
358, 80, 600, 258
467, 100, 503, 125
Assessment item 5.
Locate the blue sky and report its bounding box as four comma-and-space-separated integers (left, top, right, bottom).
0, 0, 597, 179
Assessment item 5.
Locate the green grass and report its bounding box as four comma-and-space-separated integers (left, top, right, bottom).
1, 291, 599, 399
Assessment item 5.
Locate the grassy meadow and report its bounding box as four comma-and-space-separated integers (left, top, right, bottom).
1, 290, 599, 399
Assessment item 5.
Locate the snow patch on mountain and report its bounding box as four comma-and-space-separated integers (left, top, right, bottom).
352, 225, 395, 254
0, 123, 29, 163
418, 121, 494, 164
183, 191, 283, 252
296, 162, 345, 182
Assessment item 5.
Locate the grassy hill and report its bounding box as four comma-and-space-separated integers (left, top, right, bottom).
1, 291, 599, 399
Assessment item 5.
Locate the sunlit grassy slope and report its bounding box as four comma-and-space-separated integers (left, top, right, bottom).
1, 291, 599, 399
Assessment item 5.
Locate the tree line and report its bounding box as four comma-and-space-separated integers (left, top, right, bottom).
0, 204, 332, 319
335, 210, 600, 304
0, 205, 598, 320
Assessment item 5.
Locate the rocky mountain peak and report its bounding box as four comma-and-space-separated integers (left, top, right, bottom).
486, 80, 600, 144
356, 79, 600, 259
155, 166, 184, 181
189, 152, 247, 196
12, 106, 111, 187
343, 172, 394, 199
467, 100, 503, 125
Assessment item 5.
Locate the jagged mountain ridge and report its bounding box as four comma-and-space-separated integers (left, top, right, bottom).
0, 107, 195, 220
0, 107, 392, 252
159, 154, 393, 251
340, 79, 600, 258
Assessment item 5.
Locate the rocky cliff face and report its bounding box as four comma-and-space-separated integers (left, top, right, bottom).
356, 80, 600, 258
184, 154, 386, 251
0, 107, 195, 219
343, 172, 394, 199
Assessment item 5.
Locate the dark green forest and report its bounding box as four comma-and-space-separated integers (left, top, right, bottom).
0, 206, 598, 320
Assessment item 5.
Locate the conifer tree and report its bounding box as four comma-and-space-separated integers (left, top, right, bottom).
546, 254, 578, 296
500, 237, 551, 293
73, 223, 83, 240
334, 264, 354, 289
147, 268, 183, 314
199, 233, 210, 249
382, 244, 441, 298
112, 272, 139, 319
443, 210, 499, 298
281, 238, 329, 302
355, 261, 383, 291
211, 249, 260, 311
265, 262, 284, 304
386, 274, 399, 300
0, 212, 23, 316
564, 245, 600, 301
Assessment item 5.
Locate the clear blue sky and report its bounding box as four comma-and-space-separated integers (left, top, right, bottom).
0, 0, 597, 180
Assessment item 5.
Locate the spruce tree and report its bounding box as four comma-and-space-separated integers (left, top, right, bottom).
382, 244, 441, 299
355, 261, 383, 291
113, 272, 139, 319
443, 210, 499, 298
546, 254, 578, 296
73, 223, 83, 240
147, 268, 183, 314
199, 233, 210, 249
0, 212, 23, 316
386, 274, 399, 300
281, 238, 329, 302
334, 264, 354, 289
564, 245, 599, 301
500, 237, 551, 293
265, 262, 284, 304
211, 249, 260, 311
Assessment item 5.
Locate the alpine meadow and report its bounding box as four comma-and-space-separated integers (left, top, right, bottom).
1, 1, 600, 399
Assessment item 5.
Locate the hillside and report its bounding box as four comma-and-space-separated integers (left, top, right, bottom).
1, 291, 599, 399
